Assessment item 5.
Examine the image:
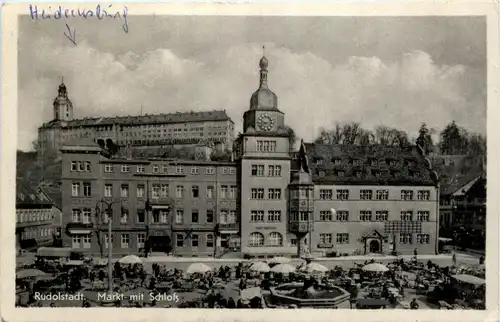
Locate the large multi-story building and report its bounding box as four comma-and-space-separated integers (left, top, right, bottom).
37, 81, 235, 159
16, 184, 62, 251
59, 54, 440, 258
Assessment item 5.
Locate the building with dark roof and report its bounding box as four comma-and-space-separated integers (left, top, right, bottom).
59, 54, 440, 258
37, 82, 235, 158
16, 184, 62, 251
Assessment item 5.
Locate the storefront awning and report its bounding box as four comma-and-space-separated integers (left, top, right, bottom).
68, 230, 91, 235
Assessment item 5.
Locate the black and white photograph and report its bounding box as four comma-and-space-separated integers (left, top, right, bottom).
1, 2, 498, 321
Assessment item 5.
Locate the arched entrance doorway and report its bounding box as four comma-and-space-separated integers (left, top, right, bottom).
369, 239, 380, 253
149, 235, 171, 253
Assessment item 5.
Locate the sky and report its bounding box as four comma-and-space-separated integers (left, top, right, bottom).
18, 15, 486, 151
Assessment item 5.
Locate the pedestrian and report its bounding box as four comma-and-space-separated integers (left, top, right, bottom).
410, 298, 419, 310
479, 255, 484, 265
413, 248, 418, 261
452, 252, 457, 267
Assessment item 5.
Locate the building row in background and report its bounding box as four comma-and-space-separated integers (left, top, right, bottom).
37, 81, 235, 159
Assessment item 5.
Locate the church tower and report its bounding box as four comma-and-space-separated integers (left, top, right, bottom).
53, 79, 74, 121
240, 49, 293, 256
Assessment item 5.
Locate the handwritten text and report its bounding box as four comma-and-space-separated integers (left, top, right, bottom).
29, 4, 129, 33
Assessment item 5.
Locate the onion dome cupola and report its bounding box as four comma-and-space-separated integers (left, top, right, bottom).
250, 48, 278, 111
244, 46, 285, 134
53, 77, 74, 121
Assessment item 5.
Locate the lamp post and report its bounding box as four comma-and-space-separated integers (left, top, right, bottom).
96, 199, 122, 294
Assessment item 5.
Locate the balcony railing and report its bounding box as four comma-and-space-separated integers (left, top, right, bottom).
317, 242, 334, 249
66, 222, 94, 230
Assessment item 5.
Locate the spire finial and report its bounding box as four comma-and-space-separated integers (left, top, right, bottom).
263, 45, 265, 56
61, 76, 64, 84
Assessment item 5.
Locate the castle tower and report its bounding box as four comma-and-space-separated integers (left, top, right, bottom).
53, 78, 74, 121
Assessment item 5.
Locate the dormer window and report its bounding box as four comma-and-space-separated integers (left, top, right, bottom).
352, 159, 362, 166
336, 170, 345, 178
388, 159, 396, 166
332, 158, 342, 165
355, 171, 363, 178
370, 159, 377, 166
316, 159, 324, 166
319, 171, 326, 178
371, 170, 381, 178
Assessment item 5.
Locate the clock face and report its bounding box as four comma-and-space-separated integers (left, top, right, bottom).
257, 113, 275, 131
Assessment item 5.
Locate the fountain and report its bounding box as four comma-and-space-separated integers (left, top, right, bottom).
269, 277, 350, 308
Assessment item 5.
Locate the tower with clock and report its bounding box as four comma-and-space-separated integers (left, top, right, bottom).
239, 50, 293, 256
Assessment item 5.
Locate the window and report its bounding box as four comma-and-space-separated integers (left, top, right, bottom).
82, 209, 91, 223
121, 185, 129, 198
319, 210, 333, 221
417, 211, 430, 221
176, 166, 184, 175
72, 236, 81, 248
191, 234, 199, 247
153, 165, 159, 173
176, 234, 184, 247
268, 188, 281, 200
137, 209, 145, 223
78, 162, 85, 171
401, 190, 414, 200
250, 210, 265, 222
161, 184, 169, 198
360, 190, 372, 200
319, 189, 333, 200
417, 190, 431, 201
336, 211, 349, 221
72, 209, 81, 222
104, 184, 112, 197
137, 165, 145, 173
206, 186, 214, 199
191, 166, 200, 175
162, 165, 168, 173
121, 165, 130, 173
206, 210, 214, 223
228, 210, 236, 223
222, 167, 229, 175
256, 140, 277, 152
191, 210, 199, 223
219, 210, 228, 224
401, 211, 413, 221
72, 183, 80, 197
268, 210, 281, 222
229, 168, 235, 175
336, 189, 349, 200
220, 185, 228, 199
268, 165, 282, 177
71, 161, 78, 171
251, 188, 265, 200
336, 233, 349, 244
206, 167, 215, 175
320, 233, 333, 244
269, 232, 283, 246
249, 232, 264, 247
81, 182, 92, 197
192, 186, 199, 198
375, 211, 388, 221
120, 234, 129, 248
120, 208, 128, 223
175, 210, 183, 224
299, 211, 309, 221
376, 190, 389, 200
137, 233, 146, 249
252, 165, 265, 176
416, 234, 430, 244
84, 161, 91, 172
290, 238, 298, 246
82, 235, 91, 248
206, 234, 214, 247
400, 234, 412, 244
137, 185, 145, 198
229, 185, 237, 199
151, 184, 160, 198
176, 186, 184, 198
360, 211, 372, 221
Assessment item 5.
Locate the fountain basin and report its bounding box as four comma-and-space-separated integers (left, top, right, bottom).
269, 282, 350, 308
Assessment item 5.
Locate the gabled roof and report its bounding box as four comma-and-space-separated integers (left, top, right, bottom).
301, 143, 438, 186
40, 110, 232, 129
16, 184, 53, 207
38, 185, 62, 210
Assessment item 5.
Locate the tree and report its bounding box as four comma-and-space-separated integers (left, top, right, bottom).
416, 123, 434, 155
440, 121, 464, 155
468, 133, 486, 158
284, 126, 297, 151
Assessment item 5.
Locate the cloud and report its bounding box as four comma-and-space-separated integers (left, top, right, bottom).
18, 40, 485, 151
